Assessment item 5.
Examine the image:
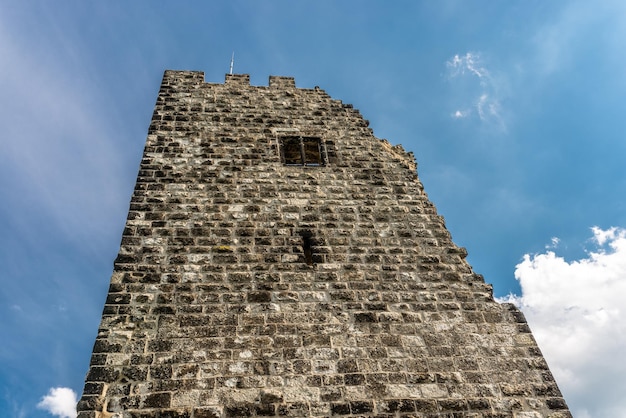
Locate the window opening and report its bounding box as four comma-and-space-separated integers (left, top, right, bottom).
303, 138, 322, 166
281, 136, 324, 166
282, 137, 302, 165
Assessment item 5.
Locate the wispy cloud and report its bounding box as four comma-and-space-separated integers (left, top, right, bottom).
446, 52, 489, 80
37, 387, 77, 418
445, 52, 505, 129
451, 109, 470, 119
0, 10, 140, 417
476, 93, 502, 122
546, 237, 561, 249
501, 226, 626, 417
0, 14, 139, 254
530, 2, 624, 76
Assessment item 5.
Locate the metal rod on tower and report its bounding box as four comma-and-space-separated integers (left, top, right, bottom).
229, 52, 234, 75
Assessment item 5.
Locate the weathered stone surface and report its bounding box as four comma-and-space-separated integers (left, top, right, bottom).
78, 70, 570, 417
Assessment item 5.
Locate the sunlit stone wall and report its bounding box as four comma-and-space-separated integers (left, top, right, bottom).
78, 70, 570, 418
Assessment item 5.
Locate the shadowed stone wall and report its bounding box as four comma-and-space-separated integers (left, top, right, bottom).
78, 70, 570, 418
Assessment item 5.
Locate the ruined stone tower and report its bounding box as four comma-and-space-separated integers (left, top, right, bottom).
78, 71, 570, 418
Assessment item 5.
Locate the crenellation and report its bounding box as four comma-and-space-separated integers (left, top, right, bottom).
225, 74, 251, 86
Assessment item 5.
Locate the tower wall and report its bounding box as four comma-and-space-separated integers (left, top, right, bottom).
78, 71, 570, 417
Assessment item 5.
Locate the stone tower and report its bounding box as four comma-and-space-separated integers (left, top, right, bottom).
78, 71, 570, 418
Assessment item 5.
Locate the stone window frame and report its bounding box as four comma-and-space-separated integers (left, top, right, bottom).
279, 135, 328, 167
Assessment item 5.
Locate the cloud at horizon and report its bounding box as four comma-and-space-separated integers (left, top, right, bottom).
37, 388, 77, 418
504, 227, 626, 417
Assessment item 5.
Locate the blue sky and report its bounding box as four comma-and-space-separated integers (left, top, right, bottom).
1, 2, 626, 417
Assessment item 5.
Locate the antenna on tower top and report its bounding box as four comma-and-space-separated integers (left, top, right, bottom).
229, 52, 234, 75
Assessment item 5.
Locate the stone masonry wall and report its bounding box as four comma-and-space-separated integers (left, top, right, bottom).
78, 71, 571, 418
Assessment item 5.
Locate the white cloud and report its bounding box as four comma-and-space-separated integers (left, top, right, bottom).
452, 109, 470, 119
445, 52, 505, 128
476, 93, 502, 122
546, 237, 560, 249
446, 52, 489, 81
37, 387, 77, 418
591, 226, 619, 246
506, 227, 626, 417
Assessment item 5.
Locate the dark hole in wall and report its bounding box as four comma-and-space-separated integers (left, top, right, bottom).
299, 231, 314, 265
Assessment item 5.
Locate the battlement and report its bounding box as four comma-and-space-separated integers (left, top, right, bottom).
162, 70, 299, 91
269, 75, 296, 89
224, 73, 250, 86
